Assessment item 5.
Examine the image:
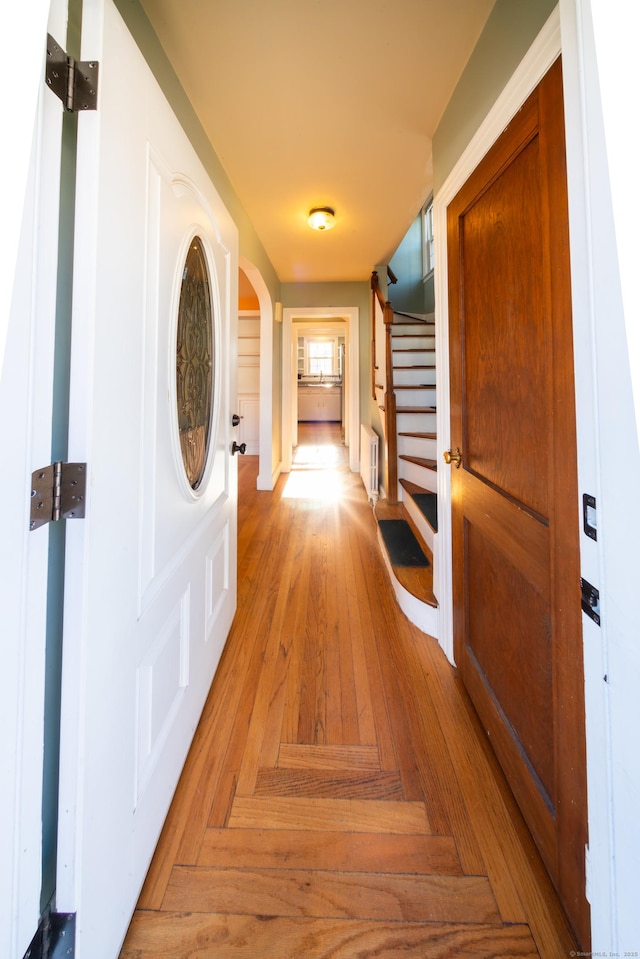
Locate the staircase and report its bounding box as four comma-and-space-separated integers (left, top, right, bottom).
372, 302, 439, 637
392, 311, 438, 549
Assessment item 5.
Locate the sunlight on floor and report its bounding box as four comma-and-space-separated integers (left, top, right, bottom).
282, 440, 348, 500
282, 468, 345, 500
292, 443, 346, 468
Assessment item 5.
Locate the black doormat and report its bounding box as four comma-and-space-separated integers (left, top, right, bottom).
378, 519, 430, 567
412, 492, 438, 532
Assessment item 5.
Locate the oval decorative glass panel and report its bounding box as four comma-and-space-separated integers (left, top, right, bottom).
176, 237, 214, 489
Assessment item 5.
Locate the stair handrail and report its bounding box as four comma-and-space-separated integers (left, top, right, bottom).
370, 271, 399, 505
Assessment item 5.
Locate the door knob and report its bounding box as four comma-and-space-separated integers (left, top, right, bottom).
232, 441, 247, 455
231, 413, 240, 426
443, 447, 462, 468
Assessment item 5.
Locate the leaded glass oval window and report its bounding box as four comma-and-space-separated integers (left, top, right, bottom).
176, 237, 214, 490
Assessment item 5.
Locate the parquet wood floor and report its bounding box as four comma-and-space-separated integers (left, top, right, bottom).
119, 425, 577, 958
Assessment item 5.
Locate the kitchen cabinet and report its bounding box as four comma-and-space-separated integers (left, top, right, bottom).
298, 386, 341, 422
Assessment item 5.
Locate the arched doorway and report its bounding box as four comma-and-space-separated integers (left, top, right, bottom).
238, 259, 276, 490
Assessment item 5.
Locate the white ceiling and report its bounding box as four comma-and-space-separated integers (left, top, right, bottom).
140, 0, 495, 283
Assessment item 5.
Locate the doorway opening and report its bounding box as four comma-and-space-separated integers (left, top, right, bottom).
295, 323, 345, 462
282, 307, 359, 475
238, 258, 276, 491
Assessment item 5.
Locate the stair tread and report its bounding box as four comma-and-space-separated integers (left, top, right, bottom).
396, 406, 437, 413
373, 502, 437, 608
400, 480, 438, 533
393, 318, 435, 327
400, 479, 432, 496
399, 431, 437, 439
399, 455, 437, 471
394, 384, 435, 390
393, 348, 435, 354
379, 406, 437, 414
393, 312, 435, 325
393, 364, 436, 370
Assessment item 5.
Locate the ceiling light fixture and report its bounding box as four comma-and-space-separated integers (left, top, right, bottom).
308, 207, 336, 231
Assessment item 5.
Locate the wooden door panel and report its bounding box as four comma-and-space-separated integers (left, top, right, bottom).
448, 58, 589, 948
461, 138, 550, 518
458, 471, 550, 594
465, 520, 554, 798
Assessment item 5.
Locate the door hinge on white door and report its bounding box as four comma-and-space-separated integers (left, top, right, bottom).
30, 462, 86, 530
45, 34, 98, 113
22, 910, 75, 959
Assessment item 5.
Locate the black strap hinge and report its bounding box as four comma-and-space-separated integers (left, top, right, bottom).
46, 33, 98, 112
30, 462, 87, 530
22, 910, 75, 959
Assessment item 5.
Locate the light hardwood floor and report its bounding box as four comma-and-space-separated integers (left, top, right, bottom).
120, 425, 577, 958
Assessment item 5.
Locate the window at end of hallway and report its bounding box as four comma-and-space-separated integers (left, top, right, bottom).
422, 196, 434, 278
307, 338, 339, 376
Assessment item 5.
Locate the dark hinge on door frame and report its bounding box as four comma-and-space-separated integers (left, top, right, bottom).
22, 910, 75, 959
45, 33, 98, 113
30, 462, 86, 530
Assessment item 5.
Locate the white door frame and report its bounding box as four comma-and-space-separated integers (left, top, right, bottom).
292, 319, 347, 448
282, 306, 359, 473
561, 1, 639, 951
1, 5, 66, 956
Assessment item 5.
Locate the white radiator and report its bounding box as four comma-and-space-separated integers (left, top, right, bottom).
360, 425, 379, 504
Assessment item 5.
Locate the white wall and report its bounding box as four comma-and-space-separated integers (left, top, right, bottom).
561, 0, 640, 950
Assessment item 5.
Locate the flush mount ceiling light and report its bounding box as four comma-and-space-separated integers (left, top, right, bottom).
308, 207, 336, 231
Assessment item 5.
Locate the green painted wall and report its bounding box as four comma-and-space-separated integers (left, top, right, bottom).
432, 0, 557, 192
113, 0, 280, 303
388, 213, 435, 315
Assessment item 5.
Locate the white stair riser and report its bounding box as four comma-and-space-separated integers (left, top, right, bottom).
396, 410, 436, 432
392, 353, 436, 369
393, 367, 436, 386
398, 434, 437, 458
392, 325, 435, 338
399, 458, 438, 491
392, 335, 435, 351
395, 387, 437, 406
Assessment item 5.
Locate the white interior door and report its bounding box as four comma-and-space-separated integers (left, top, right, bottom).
56, 3, 238, 956
0, 4, 66, 956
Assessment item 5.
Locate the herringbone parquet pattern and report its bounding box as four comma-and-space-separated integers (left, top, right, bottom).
120, 426, 576, 958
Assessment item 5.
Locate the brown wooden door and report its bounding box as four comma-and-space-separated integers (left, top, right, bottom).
447, 58, 590, 948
